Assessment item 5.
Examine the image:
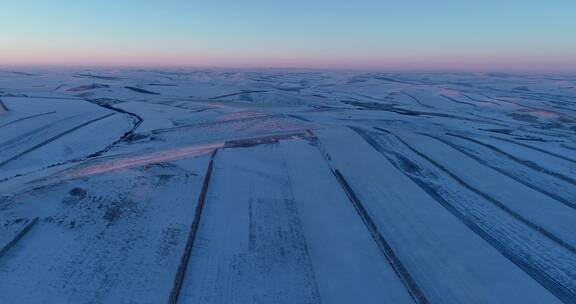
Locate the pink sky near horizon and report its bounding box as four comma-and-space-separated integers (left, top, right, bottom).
2, 48, 575, 72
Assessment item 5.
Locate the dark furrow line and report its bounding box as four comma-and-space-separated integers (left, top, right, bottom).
0, 218, 38, 259
428, 134, 576, 210
357, 127, 576, 304
0, 113, 115, 168
0, 98, 8, 112
223, 131, 308, 148
376, 128, 576, 256
83, 100, 144, 158
0, 93, 28, 98
168, 149, 219, 304
460, 94, 500, 106
286, 114, 313, 122
374, 76, 417, 85
400, 92, 432, 108
489, 136, 576, 164
0, 111, 56, 130
562, 144, 576, 152
209, 90, 268, 99
440, 94, 478, 107
86, 117, 142, 158
308, 130, 429, 304
331, 170, 429, 304
75, 73, 123, 81
124, 86, 161, 95
446, 133, 576, 186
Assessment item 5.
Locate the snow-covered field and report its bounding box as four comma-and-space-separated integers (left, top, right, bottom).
0, 68, 575, 303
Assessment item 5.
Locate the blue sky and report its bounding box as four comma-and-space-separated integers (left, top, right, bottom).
1, 0, 575, 70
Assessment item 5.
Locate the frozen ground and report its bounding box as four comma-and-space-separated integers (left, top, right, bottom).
0, 68, 575, 303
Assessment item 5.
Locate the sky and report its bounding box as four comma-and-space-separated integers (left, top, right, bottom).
1, 0, 575, 71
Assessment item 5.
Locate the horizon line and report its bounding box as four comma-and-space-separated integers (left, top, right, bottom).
1, 63, 575, 75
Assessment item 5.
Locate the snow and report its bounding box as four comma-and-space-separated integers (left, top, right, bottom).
0, 68, 575, 303
314, 127, 561, 303
397, 131, 576, 250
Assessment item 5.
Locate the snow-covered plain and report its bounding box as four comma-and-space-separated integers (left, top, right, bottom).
0, 68, 575, 303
